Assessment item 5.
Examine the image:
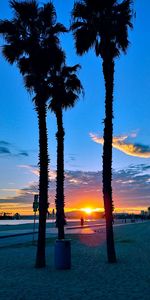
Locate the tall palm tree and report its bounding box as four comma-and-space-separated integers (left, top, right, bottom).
71, 0, 134, 263
49, 63, 83, 240
0, 0, 66, 268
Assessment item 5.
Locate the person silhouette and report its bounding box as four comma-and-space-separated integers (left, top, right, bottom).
80, 217, 84, 226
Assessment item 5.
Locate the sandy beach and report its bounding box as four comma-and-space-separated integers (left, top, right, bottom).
0, 221, 150, 300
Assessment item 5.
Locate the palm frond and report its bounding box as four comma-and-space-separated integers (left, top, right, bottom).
17, 57, 31, 75
70, 21, 85, 31
2, 44, 22, 64
23, 73, 36, 92
10, 0, 38, 20
114, 0, 134, 53
117, 0, 134, 29
53, 23, 68, 34
62, 64, 81, 76
73, 25, 96, 55
62, 91, 79, 110
0, 20, 16, 35
66, 75, 83, 93
72, 2, 89, 20
39, 2, 56, 27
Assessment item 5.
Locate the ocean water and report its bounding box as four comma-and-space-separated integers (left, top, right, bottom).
0, 219, 55, 226
0, 218, 101, 226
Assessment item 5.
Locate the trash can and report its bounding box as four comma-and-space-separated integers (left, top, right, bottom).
54, 239, 71, 270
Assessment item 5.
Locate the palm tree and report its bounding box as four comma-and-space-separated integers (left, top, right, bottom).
0, 0, 66, 268
71, 0, 134, 263
49, 63, 83, 240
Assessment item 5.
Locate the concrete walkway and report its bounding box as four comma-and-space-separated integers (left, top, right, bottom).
0, 220, 147, 247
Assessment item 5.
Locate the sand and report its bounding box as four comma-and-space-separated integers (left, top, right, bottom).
0, 222, 150, 300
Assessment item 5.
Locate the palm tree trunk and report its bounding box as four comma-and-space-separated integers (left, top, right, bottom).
55, 108, 66, 240
102, 57, 117, 263
35, 104, 49, 268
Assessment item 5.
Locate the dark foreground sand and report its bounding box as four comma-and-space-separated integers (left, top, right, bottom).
0, 222, 150, 300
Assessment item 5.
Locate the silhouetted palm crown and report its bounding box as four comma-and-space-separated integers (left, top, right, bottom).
0, 0, 66, 104
49, 64, 83, 112
71, 0, 133, 59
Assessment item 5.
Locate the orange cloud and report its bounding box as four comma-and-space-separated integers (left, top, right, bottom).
90, 133, 150, 158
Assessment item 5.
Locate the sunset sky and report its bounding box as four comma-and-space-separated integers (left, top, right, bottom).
0, 0, 150, 215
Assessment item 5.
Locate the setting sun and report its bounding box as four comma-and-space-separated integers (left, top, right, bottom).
82, 208, 93, 214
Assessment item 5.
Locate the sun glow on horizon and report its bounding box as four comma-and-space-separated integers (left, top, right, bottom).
81, 207, 97, 214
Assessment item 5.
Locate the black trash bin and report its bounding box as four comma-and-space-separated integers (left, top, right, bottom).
54, 239, 71, 270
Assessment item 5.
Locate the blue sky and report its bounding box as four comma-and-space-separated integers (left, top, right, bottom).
0, 0, 150, 214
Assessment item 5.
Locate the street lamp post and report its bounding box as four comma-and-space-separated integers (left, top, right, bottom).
33, 194, 39, 242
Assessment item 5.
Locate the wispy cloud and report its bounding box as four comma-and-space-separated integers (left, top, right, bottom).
18, 151, 28, 157
0, 141, 11, 146
18, 164, 56, 180
0, 140, 29, 158
18, 165, 39, 176
90, 133, 150, 158
65, 153, 81, 169
0, 146, 11, 155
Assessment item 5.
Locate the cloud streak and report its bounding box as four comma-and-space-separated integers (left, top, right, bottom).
90, 133, 150, 158
0, 146, 11, 155
0, 140, 29, 158
18, 164, 56, 180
